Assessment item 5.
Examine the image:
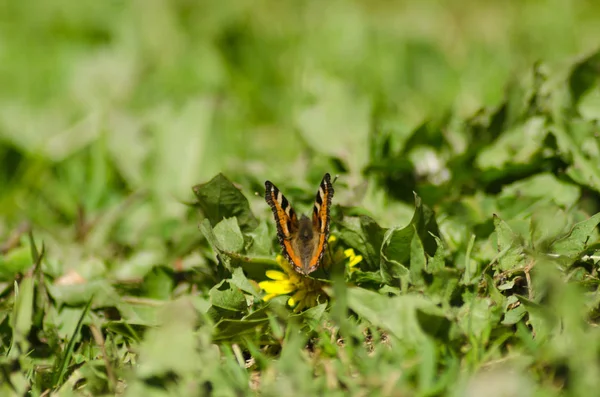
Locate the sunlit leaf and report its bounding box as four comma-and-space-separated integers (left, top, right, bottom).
193, 173, 259, 232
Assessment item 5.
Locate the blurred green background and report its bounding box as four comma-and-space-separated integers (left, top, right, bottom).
2, 2, 600, 394
1, 0, 599, 231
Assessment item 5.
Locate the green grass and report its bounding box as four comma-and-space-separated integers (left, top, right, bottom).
2, 1, 600, 395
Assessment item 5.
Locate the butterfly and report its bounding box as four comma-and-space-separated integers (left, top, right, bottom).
264, 173, 334, 275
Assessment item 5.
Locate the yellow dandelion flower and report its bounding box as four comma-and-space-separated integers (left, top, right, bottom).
344, 248, 363, 273
258, 255, 326, 311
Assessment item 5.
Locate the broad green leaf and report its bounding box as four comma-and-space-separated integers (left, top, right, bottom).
113, 300, 163, 327
502, 301, 527, 326
192, 173, 258, 232
500, 173, 580, 208
381, 194, 441, 282
200, 218, 234, 270
246, 220, 272, 256
143, 267, 173, 300
0, 245, 33, 280
201, 218, 274, 273
426, 268, 460, 307
349, 269, 385, 285
484, 274, 506, 308
289, 302, 328, 326
456, 297, 496, 344
209, 280, 247, 313
346, 287, 448, 345
381, 225, 412, 279
529, 204, 569, 250
551, 212, 600, 257
47, 280, 119, 307
427, 234, 446, 274
476, 116, 547, 171
213, 217, 244, 254
230, 267, 260, 297
517, 294, 557, 343
569, 50, 600, 105
137, 298, 199, 378
551, 120, 600, 194
212, 318, 270, 341
410, 226, 426, 285
337, 215, 386, 271
114, 249, 166, 280
493, 215, 526, 271
577, 84, 600, 120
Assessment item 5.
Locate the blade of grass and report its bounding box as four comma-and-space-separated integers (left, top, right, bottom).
52, 297, 93, 388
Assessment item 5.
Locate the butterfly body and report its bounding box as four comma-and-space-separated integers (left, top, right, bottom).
264, 174, 334, 275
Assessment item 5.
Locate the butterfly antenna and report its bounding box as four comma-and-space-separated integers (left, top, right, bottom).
332, 174, 339, 185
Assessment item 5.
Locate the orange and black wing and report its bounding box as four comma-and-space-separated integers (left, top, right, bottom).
264, 180, 302, 269
309, 173, 334, 270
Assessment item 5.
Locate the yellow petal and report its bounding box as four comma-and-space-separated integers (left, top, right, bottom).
344, 248, 356, 258
258, 280, 296, 294
287, 289, 308, 307
262, 293, 278, 301
328, 235, 337, 243
265, 270, 288, 281
348, 255, 363, 268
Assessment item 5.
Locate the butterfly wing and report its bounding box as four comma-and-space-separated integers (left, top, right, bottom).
308, 173, 334, 270
264, 180, 303, 270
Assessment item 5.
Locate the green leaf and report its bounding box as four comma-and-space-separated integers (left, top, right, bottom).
200, 218, 275, 273
143, 267, 174, 300
9, 275, 34, 354
230, 267, 260, 297
337, 215, 386, 271
502, 300, 527, 326
246, 221, 272, 256
500, 173, 580, 208
200, 218, 234, 270
426, 268, 460, 307
137, 298, 200, 378
410, 226, 426, 285
209, 280, 247, 312
346, 287, 448, 345
516, 294, 557, 343
213, 217, 244, 254
349, 269, 385, 285
551, 212, 600, 257
569, 50, 600, 105
380, 194, 441, 282
380, 225, 412, 280
493, 215, 526, 271
192, 173, 258, 232
551, 120, 600, 194
456, 296, 497, 345
289, 302, 328, 327
0, 245, 33, 280
212, 317, 270, 341
47, 280, 119, 307
476, 116, 547, 171
427, 234, 446, 274
529, 204, 569, 250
